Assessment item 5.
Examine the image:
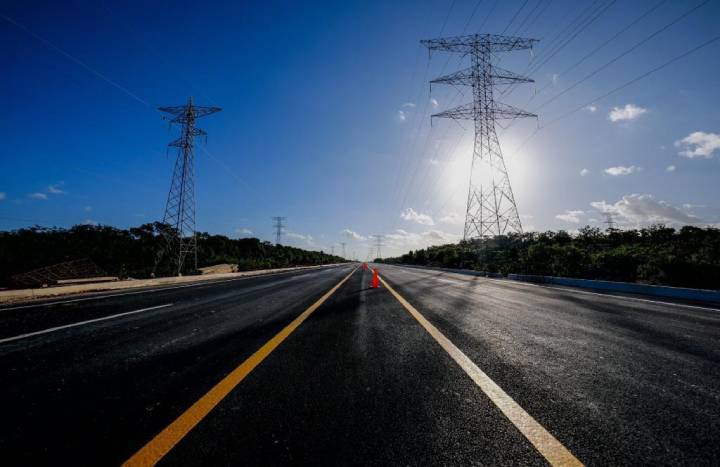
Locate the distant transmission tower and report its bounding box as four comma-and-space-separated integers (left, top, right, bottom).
422, 34, 538, 240
156, 97, 221, 276
604, 212, 617, 230
341, 242, 347, 259
272, 216, 286, 245
371, 235, 384, 259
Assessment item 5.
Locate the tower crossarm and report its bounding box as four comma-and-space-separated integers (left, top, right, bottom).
430, 66, 534, 87
432, 101, 537, 121
158, 105, 222, 123
421, 34, 537, 54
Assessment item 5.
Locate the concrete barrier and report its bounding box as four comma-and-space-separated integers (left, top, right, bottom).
382, 263, 493, 278
507, 273, 720, 304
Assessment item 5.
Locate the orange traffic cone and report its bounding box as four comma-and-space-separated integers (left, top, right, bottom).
371, 268, 379, 288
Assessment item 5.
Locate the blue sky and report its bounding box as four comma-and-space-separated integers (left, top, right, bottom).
1, 0, 719, 257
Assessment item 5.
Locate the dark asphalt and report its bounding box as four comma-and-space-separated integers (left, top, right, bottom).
1, 264, 719, 465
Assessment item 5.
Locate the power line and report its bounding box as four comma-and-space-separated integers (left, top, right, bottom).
506, 33, 720, 159
544, 34, 720, 127
525, 0, 667, 105
531, 0, 711, 112
523, 0, 616, 77
0, 13, 151, 108
501, 0, 530, 35
516, 0, 553, 35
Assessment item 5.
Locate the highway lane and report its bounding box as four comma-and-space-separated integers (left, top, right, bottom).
0, 265, 354, 464
1, 263, 718, 465
0, 265, 343, 340
378, 264, 720, 465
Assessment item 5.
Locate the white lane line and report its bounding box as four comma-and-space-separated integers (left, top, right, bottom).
380, 276, 582, 466
388, 265, 720, 313
0, 303, 173, 344
0, 266, 342, 311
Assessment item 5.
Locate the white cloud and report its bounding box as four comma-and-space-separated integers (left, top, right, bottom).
236, 228, 253, 236
400, 207, 435, 225
430, 98, 439, 109
396, 110, 408, 122
0, 192, 5, 201
608, 104, 647, 122
385, 229, 461, 251
341, 228, 366, 241
429, 158, 440, 165
604, 165, 640, 176
551, 73, 559, 84
674, 131, 720, 159
580, 168, 590, 176
29, 192, 48, 200
82, 219, 98, 226
555, 210, 584, 223
590, 194, 699, 226
682, 203, 705, 209
47, 184, 66, 194
666, 165, 676, 172
438, 212, 463, 225
584, 105, 597, 113
402, 102, 416, 108
84, 206, 93, 212
286, 232, 314, 245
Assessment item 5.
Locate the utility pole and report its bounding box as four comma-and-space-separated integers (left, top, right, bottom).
331, 245, 335, 256
422, 34, 538, 240
272, 216, 286, 245
341, 242, 347, 259
371, 235, 384, 260
155, 97, 221, 276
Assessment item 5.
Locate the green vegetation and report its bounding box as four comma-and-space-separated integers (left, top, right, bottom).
0, 223, 343, 288
378, 225, 720, 290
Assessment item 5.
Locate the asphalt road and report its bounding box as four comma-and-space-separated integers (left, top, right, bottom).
1, 263, 718, 465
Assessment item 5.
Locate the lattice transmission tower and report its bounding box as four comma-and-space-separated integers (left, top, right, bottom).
371, 235, 384, 259
422, 34, 538, 240
156, 97, 221, 276
272, 216, 286, 245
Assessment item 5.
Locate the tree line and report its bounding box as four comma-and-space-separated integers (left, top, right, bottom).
0, 223, 343, 288
378, 225, 720, 290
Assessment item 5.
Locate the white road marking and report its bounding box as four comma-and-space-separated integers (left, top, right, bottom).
0, 266, 342, 311
0, 303, 173, 344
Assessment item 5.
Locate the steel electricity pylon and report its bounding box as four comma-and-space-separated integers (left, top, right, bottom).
422, 34, 538, 240
272, 216, 286, 245
371, 235, 384, 259
156, 97, 221, 276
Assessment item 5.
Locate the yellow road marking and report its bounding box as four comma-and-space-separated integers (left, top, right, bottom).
379, 275, 583, 467
124, 266, 358, 467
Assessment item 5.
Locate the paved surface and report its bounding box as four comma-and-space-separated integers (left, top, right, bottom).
1, 263, 719, 465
